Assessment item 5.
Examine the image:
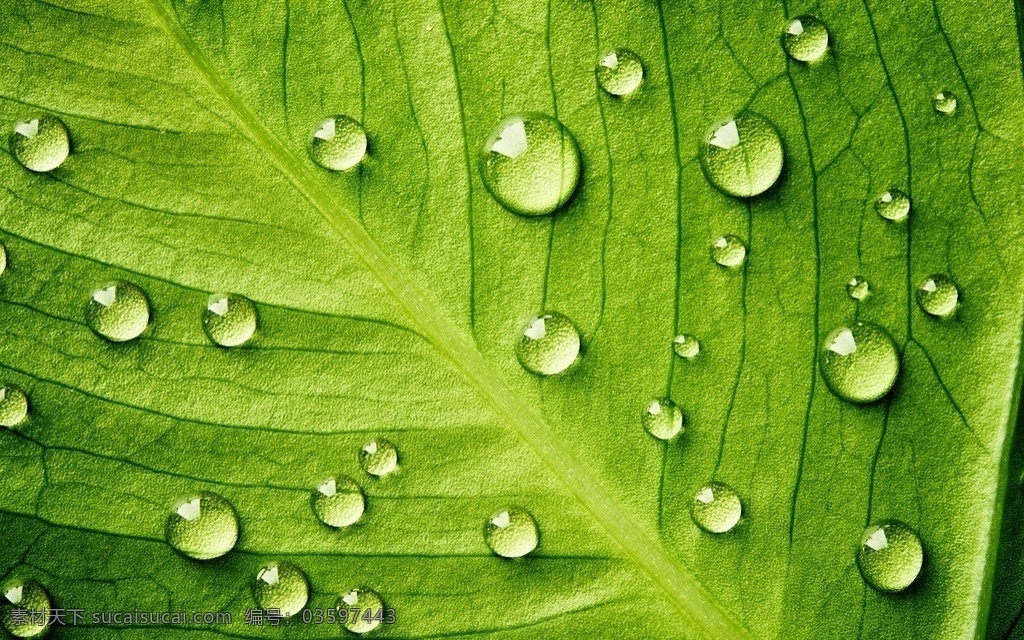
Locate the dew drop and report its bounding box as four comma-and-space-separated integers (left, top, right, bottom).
875, 188, 911, 222
1, 579, 51, 638
916, 274, 959, 318
360, 438, 398, 478
484, 507, 538, 558
595, 48, 644, 97
481, 114, 580, 216
203, 293, 257, 347
9, 115, 70, 173
253, 562, 309, 617
858, 520, 923, 593
700, 112, 784, 198
691, 482, 742, 534
86, 280, 150, 342
672, 334, 700, 359
311, 475, 365, 528
337, 587, 386, 634
782, 15, 829, 63
515, 311, 581, 376
820, 322, 899, 404
641, 398, 684, 440
0, 384, 28, 428
0, 242, 7, 278
710, 235, 747, 267
309, 115, 367, 171
165, 491, 239, 560
847, 276, 870, 301
933, 91, 958, 116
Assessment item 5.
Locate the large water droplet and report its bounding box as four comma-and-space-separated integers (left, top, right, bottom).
166, 491, 239, 560
0, 241, 7, 278
875, 188, 911, 222
311, 475, 365, 528
847, 276, 871, 301
254, 562, 309, 617
916, 274, 959, 318
484, 507, 538, 558
309, 115, 367, 171
820, 322, 899, 404
337, 587, 386, 634
360, 438, 398, 478
0, 384, 28, 428
710, 235, 747, 267
203, 293, 257, 347
673, 334, 700, 359
858, 520, 923, 593
10, 115, 69, 173
515, 312, 581, 376
86, 281, 150, 342
596, 48, 644, 97
1, 579, 51, 638
700, 112, 784, 198
480, 114, 580, 216
641, 398, 684, 440
691, 482, 742, 534
933, 91, 958, 116
782, 16, 829, 62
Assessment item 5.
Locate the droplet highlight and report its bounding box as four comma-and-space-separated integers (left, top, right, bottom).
858, 520, 923, 593
1, 579, 51, 638
484, 507, 538, 558
203, 293, 257, 347
166, 491, 239, 560
691, 482, 742, 534
933, 91, 957, 116
710, 235, 747, 267
596, 48, 644, 97
820, 322, 899, 404
86, 280, 150, 342
782, 16, 829, 63
311, 475, 365, 528
916, 274, 959, 318
254, 562, 309, 617
10, 115, 69, 173
360, 438, 398, 477
847, 276, 870, 301
875, 188, 911, 222
309, 115, 367, 171
700, 112, 784, 198
515, 312, 581, 376
672, 334, 700, 359
641, 398, 684, 440
0, 384, 28, 428
337, 587, 386, 634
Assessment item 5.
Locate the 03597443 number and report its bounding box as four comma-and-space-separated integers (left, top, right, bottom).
301, 607, 397, 625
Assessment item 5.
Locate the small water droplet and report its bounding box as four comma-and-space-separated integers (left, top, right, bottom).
820, 322, 899, 404
672, 334, 700, 359
311, 475, 365, 528
858, 520, 923, 593
782, 15, 829, 62
641, 398, 684, 440
86, 280, 150, 342
203, 293, 257, 347
875, 188, 911, 222
847, 276, 870, 301
481, 114, 580, 216
933, 91, 958, 116
360, 438, 398, 477
484, 507, 538, 557
710, 235, 747, 267
700, 112, 784, 198
0, 242, 7, 278
9, 115, 70, 173
253, 562, 309, 617
916, 274, 959, 318
595, 48, 644, 97
165, 491, 239, 560
515, 312, 581, 376
336, 587, 386, 634
309, 115, 367, 171
1, 579, 51, 638
691, 482, 742, 534
0, 384, 28, 428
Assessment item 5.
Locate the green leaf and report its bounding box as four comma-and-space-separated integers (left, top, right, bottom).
0, 0, 1022, 638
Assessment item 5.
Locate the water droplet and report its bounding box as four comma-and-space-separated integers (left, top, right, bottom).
337, 587, 386, 634
641, 398, 684, 440
858, 520, 923, 593
710, 235, 747, 267
309, 115, 367, 171
916, 274, 959, 318
0, 242, 7, 278
484, 507, 538, 557
1, 579, 51, 638
700, 112, 784, 198
0, 384, 28, 428
203, 293, 257, 347
672, 334, 700, 359
515, 312, 581, 376
595, 48, 644, 97
875, 188, 911, 222
360, 438, 398, 477
480, 114, 580, 216
847, 276, 871, 301
820, 322, 899, 404
311, 475, 365, 528
691, 482, 742, 534
9, 115, 70, 173
933, 91, 957, 116
253, 562, 309, 617
86, 280, 150, 342
165, 491, 239, 560
782, 16, 829, 63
